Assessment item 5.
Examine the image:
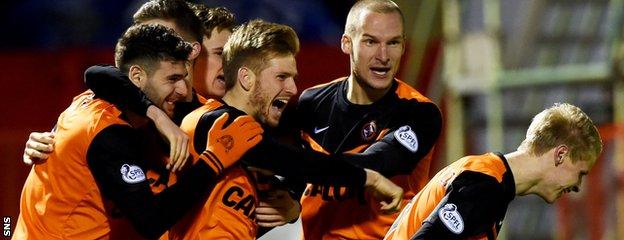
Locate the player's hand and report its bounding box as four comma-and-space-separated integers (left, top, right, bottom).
199, 113, 263, 174
256, 189, 300, 227
23, 131, 55, 165
364, 169, 403, 214
147, 105, 190, 172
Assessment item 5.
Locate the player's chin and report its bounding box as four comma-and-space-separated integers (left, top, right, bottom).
366, 76, 393, 89
264, 116, 280, 128
162, 101, 176, 118
543, 192, 559, 204
211, 79, 227, 96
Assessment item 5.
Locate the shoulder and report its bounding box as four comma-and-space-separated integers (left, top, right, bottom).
68, 91, 129, 135
389, 80, 440, 117
393, 79, 435, 104
457, 153, 508, 183
299, 77, 346, 104
84, 65, 126, 82
199, 104, 246, 125
87, 124, 140, 161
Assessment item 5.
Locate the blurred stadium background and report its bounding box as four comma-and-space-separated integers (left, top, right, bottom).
1, 0, 623, 239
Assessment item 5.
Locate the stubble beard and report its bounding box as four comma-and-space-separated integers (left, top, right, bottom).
141, 83, 167, 115
249, 83, 268, 125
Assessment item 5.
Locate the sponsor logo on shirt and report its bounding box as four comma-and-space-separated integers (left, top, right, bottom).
394, 125, 419, 152
120, 164, 146, 184
439, 203, 464, 234
222, 186, 256, 219
314, 126, 329, 134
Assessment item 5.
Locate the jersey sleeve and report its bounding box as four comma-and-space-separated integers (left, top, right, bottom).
245, 137, 367, 188
86, 124, 219, 239
191, 108, 367, 190
343, 102, 442, 177
412, 172, 505, 240
84, 65, 154, 116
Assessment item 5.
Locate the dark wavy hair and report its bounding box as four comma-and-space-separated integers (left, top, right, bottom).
115, 24, 192, 74
190, 4, 236, 38
133, 0, 203, 42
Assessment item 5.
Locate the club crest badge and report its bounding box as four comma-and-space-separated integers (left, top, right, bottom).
361, 120, 377, 141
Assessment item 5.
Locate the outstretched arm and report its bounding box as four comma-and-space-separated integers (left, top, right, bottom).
343, 103, 442, 177
192, 109, 403, 214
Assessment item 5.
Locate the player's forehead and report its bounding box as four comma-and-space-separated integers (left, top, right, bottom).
356, 10, 403, 37
261, 55, 297, 76
152, 60, 187, 77
203, 29, 231, 47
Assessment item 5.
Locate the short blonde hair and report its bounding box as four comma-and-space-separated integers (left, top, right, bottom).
344, 0, 404, 37
222, 19, 300, 90
519, 103, 602, 163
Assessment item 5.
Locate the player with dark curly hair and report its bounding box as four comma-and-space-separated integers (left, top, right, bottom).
14, 24, 263, 240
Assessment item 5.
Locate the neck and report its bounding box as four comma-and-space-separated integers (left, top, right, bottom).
345, 75, 391, 105
222, 90, 251, 114
505, 150, 544, 196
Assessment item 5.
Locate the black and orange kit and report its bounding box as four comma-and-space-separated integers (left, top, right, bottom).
15, 91, 220, 239
384, 152, 516, 240
83, 66, 391, 239
170, 99, 373, 239
291, 78, 443, 239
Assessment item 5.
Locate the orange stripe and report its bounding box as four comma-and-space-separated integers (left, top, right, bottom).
303, 77, 346, 92
199, 152, 222, 174
394, 79, 433, 103
300, 132, 331, 154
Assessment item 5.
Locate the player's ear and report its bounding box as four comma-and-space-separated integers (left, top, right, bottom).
554, 144, 569, 166
238, 67, 255, 92
128, 65, 146, 87
341, 34, 352, 54
188, 41, 202, 61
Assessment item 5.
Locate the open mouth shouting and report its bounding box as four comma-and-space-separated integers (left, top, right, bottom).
163, 97, 180, 117
215, 74, 225, 86
370, 66, 391, 78
265, 97, 290, 127
271, 98, 289, 113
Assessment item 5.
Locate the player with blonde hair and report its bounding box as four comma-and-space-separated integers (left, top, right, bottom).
384, 103, 602, 239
